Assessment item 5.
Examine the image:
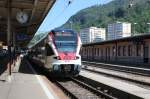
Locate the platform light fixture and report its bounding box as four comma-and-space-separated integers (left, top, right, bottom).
133, 22, 137, 36
147, 23, 150, 33
129, 0, 134, 8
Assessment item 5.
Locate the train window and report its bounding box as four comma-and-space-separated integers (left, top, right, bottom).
123, 46, 126, 56
54, 31, 74, 36
46, 44, 54, 56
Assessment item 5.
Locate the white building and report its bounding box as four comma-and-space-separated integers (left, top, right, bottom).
79, 27, 106, 44
107, 22, 131, 40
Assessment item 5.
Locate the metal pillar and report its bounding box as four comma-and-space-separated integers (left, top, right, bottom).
7, 0, 12, 76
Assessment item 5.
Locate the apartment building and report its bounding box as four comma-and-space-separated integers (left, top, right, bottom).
79, 27, 106, 44
107, 22, 131, 40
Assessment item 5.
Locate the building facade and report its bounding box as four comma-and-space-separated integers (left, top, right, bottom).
107, 22, 131, 40
79, 27, 106, 44
81, 34, 150, 64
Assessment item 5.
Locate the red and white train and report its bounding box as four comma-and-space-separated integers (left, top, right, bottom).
30, 29, 82, 76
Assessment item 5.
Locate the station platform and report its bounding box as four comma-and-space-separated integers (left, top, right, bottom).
82, 61, 150, 68
80, 70, 150, 99
83, 64, 150, 85
0, 55, 9, 75
0, 56, 67, 99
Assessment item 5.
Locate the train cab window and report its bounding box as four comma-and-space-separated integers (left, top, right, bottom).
46, 44, 54, 56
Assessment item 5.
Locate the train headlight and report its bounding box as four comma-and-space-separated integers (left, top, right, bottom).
54, 56, 60, 60
77, 65, 81, 71
53, 65, 59, 71
76, 56, 80, 59
74, 65, 81, 71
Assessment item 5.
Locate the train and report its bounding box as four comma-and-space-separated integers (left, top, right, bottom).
29, 29, 82, 77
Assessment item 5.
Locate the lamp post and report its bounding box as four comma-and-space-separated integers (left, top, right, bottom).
133, 22, 137, 36
147, 23, 150, 33
69, 21, 72, 30
129, 0, 134, 8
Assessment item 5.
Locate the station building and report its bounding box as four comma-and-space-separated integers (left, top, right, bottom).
81, 34, 150, 64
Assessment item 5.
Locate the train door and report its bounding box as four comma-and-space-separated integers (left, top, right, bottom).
143, 46, 149, 63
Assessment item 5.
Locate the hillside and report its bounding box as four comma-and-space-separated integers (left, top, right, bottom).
62, 0, 150, 33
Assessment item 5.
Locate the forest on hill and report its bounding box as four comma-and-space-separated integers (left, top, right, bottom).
62, 0, 150, 34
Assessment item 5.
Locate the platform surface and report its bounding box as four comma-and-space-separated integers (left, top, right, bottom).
0, 57, 67, 99
83, 65, 150, 84
80, 70, 150, 99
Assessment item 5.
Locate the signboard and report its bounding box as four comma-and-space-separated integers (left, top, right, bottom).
16, 34, 32, 41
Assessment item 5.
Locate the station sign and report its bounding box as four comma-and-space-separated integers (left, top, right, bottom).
16, 34, 32, 41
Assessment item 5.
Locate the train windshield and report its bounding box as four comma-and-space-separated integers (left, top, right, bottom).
53, 30, 77, 52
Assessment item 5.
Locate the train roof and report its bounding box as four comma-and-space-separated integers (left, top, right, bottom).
83, 33, 150, 47
52, 29, 75, 33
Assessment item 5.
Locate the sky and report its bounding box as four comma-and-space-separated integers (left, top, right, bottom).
28, 0, 113, 48
36, 0, 113, 34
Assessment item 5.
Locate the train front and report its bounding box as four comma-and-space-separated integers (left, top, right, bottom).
48, 30, 82, 76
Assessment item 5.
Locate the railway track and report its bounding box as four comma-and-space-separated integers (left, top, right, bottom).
82, 61, 150, 76
82, 61, 150, 87
54, 77, 117, 99
29, 59, 117, 99
29, 59, 145, 99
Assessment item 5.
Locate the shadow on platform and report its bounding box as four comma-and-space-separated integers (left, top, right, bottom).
18, 58, 35, 74
0, 56, 9, 75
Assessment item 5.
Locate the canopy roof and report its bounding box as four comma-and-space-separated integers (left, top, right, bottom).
0, 0, 56, 46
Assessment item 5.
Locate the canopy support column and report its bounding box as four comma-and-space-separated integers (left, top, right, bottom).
7, 0, 12, 76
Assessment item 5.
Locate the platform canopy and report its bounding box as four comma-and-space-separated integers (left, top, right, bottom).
0, 0, 56, 46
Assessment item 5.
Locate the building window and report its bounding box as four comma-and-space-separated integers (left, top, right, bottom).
123, 46, 126, 56
112, 46, 115, 56
87, 48, 88, 56
118, 46, 121, 56
101, 49, 103, 57
136, 45, 141, 56
108, 47, 110, 57
99, 49, 101, 56
128, 45, 132, 56
97, 48, 99, 56
95, 48, 97, 56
